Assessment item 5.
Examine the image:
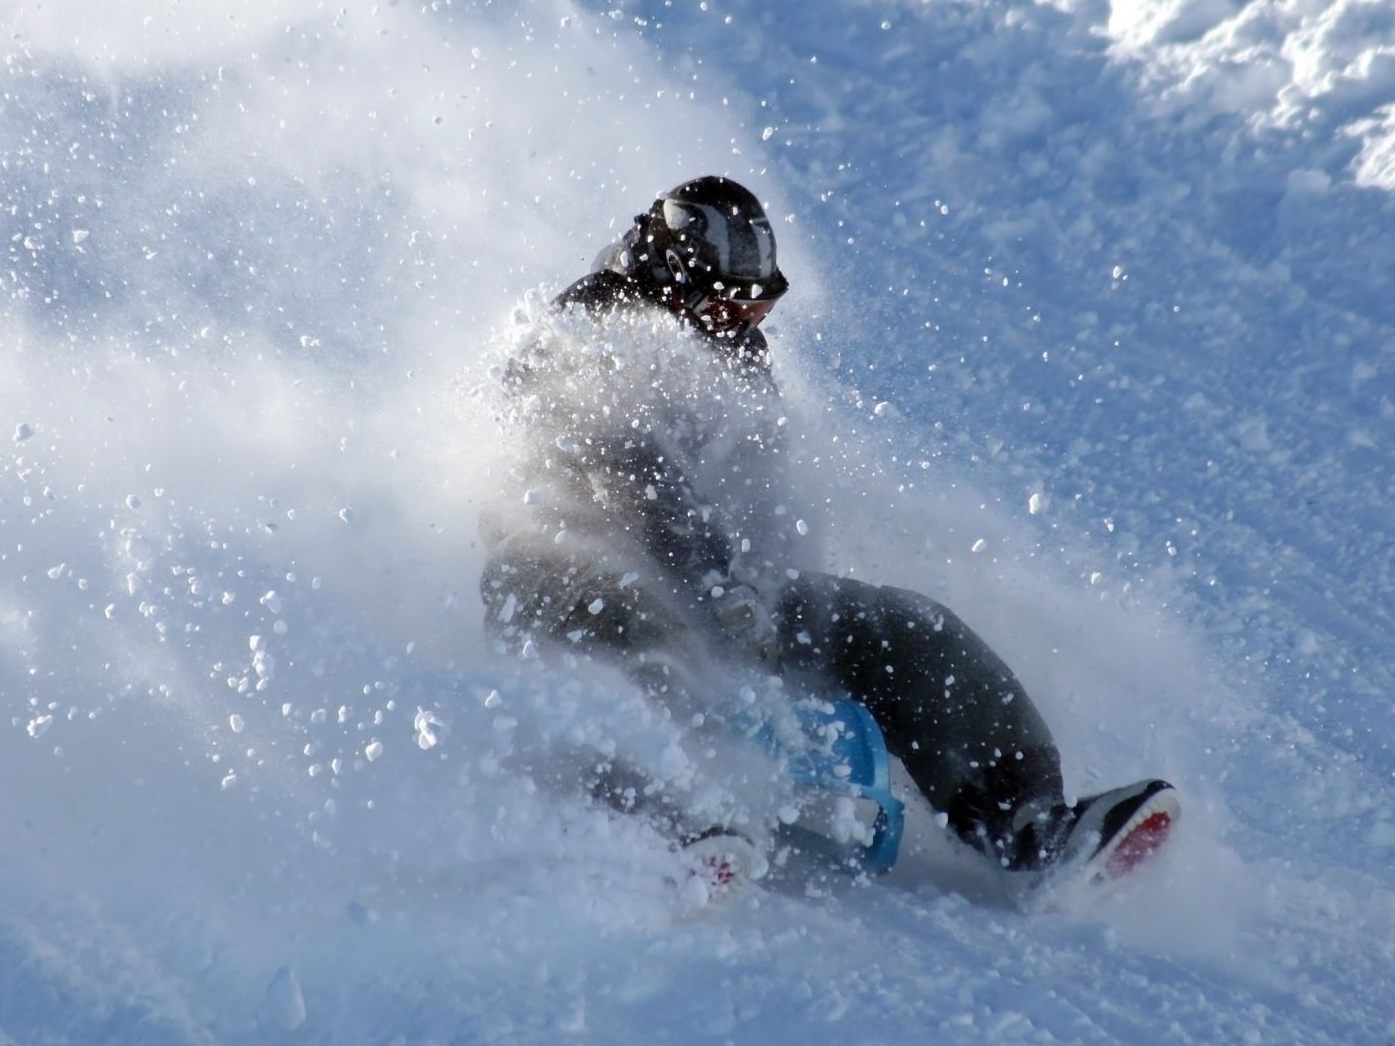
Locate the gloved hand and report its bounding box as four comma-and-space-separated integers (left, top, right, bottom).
709, 582, 780, 668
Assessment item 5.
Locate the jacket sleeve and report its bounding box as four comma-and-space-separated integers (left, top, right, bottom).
580, 428, 733, 603
495, 273, 773, 627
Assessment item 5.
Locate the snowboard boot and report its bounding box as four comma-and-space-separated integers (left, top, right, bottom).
1008, 778, 1179, 884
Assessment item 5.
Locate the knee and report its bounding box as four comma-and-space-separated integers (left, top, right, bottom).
879, 584, 949, 621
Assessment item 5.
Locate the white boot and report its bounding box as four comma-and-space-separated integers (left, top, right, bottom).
678, 828, 767, 907
1012, 779, 1179, 908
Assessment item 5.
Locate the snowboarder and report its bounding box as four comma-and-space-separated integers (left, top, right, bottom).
480, 176, 1177, 897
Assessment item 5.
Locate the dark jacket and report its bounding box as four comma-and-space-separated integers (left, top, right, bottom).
482, 240, 793, 660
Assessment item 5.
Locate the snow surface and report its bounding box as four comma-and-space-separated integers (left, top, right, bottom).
3, 0, 1395, 1041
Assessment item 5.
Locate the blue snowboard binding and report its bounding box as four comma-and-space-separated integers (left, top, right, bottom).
756, 698, 905, 874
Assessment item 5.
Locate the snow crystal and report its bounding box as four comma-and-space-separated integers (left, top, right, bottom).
263, 966, 307, 1032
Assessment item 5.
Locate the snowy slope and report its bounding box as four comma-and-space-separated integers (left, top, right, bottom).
2, 0, 1394, 1042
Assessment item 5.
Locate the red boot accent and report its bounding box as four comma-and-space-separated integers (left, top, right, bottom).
1105, 811, 1173, 878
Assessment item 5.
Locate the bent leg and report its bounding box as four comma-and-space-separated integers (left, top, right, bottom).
480, 535, 696, 692
775, 574, 1064, 861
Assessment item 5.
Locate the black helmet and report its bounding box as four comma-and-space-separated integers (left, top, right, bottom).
641, 176, 788, 338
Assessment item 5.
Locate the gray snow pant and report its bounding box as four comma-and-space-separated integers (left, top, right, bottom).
773, 575, 1064, 855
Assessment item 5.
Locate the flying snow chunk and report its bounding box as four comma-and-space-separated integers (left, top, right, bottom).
658, 742, 690, 780
229, 714, 246, 734
762, 125, 775, 141
71, 229, 90, 244
12, 422, 33, 443
414, 708, 445, 750
496, 593, 517, 624
26, 715, 53, 739
1028, 491, 1049, 515
365, 740, 384, 762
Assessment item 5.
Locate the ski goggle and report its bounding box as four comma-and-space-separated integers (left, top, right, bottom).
693, 270, 788, 334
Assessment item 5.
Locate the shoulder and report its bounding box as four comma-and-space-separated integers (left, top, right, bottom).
552, 270, 654, 315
